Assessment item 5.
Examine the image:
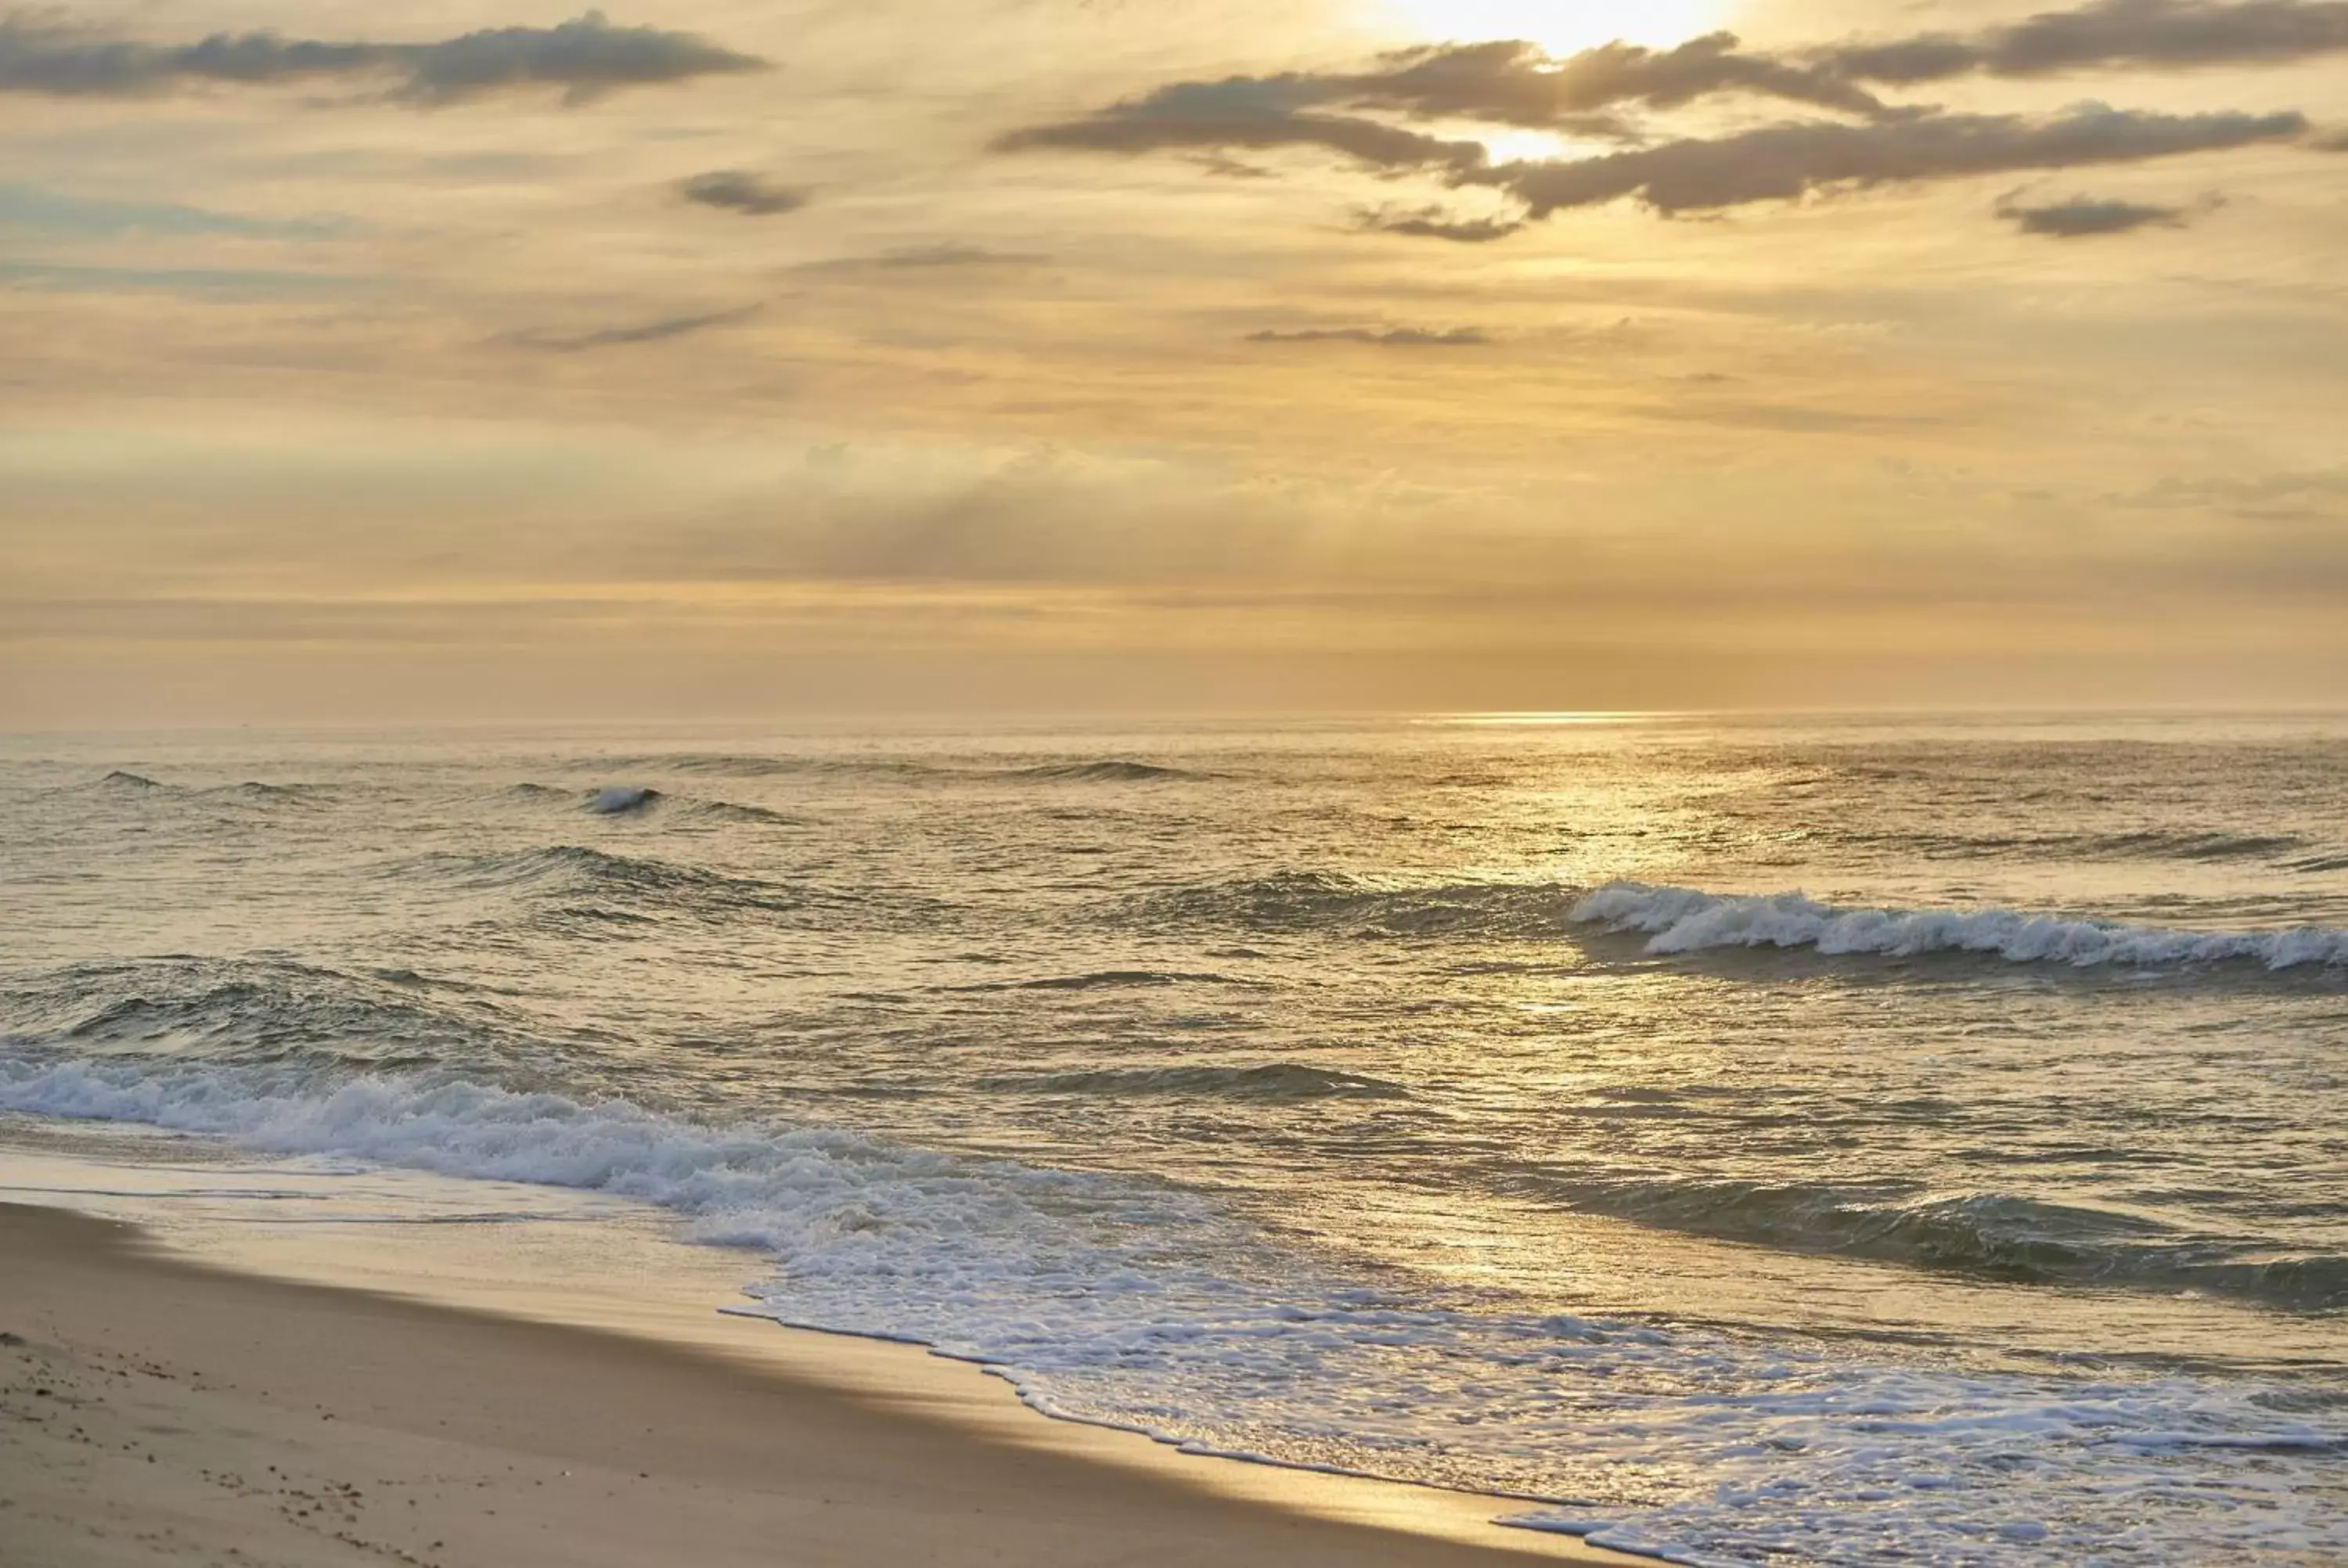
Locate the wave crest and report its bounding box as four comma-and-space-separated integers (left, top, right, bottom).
989, 1063, 1408, 1102
1572, 882, 2348, 970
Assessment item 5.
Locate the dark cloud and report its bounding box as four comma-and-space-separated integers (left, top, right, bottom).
1245, 326, 1490, 345
1993, 190, 2209, 235
994, 78, 1493, 171
1001, 34, 1886, 167
1347, 36, 1887, 125
996, 9, 2331, 238
1358, 207, 1527, 243
1821, 0, 2348, 85
1477, 106, 2303, 218
0, 10, 765, 106
506, 304, 760, 352
679, 171, 808, 216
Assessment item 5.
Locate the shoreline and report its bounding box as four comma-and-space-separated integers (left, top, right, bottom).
0, 1181, 1641, 1566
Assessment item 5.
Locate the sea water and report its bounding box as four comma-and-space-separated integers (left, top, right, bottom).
2, 713, 2342, 1566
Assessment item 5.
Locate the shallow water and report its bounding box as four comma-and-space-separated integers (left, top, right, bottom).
3, 714, 2344, 1566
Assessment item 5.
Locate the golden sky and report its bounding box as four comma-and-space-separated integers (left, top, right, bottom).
3, 0, 2345, 722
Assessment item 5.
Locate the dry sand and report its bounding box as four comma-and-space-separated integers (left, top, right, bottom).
0, 1203, 1638, 1568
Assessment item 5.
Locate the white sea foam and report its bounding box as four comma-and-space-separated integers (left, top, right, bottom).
1571, 882, 2348, 970
1, 1052, 2339, 1568
588, 786, 659, 815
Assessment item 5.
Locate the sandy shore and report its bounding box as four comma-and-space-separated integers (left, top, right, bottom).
0, 1202, 1635, 1567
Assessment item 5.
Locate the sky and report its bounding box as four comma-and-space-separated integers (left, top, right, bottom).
2, 0, 2345, 725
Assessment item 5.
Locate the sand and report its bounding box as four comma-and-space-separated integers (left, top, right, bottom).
0, 1203, 1638, 1567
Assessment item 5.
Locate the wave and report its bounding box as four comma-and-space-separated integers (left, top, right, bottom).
597, 753, 1200, 786
587, 786, 661, 815
2288, 851, 2348, 874
672, 797, 798, 826
942, 969, 1243, 994
986, 1063, 1408, 1102
387, 845, 810, 921
1867, 828, 2315, 864
1571, 883, 2348, 971
0, 1052, 2336, 1566
499, 782, 794, 827
1000, 761, 1198, 783
1142, 872, 1583, 939
2099, 830, 2308, 862
1526, 1174, 2347, 1313
9, 958, 530, 1075
605, 753, 938, 781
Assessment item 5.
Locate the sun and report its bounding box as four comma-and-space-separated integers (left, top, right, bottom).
1378, 0, 1735, 53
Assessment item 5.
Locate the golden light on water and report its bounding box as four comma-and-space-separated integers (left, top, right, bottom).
1378, 0, 1734, 52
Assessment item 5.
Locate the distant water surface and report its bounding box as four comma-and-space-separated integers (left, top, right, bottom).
2, 714, 2344, 1566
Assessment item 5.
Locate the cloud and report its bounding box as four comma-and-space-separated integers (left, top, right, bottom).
994, 77, 1492, 171
0, 10, 766, 106
679, 171, 808, 216
505, 304, 761, 352
0, 258, 358, 296
1476, 105, 2305, 218
1345, 36, 1888, 125
994, 11, 2328, 234
2125, 466, 2348, 516
1245, 326, 1490, 345
1993, 190, 2211, 235
0, 183, 345, 239
1821, 0, 2348, 85
791, 243, 1050, 274
1001, 6, 2348, 173
1356, 207, 1527, 242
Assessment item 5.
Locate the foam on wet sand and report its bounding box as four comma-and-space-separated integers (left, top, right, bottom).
0, 1200, 1631, 1568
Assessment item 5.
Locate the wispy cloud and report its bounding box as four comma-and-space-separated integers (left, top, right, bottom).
791, 243, 1049, 274
503, 304, 762, 352
1245, 326, 1489, 346
0, 258, 359, 296
0, 183, 347, 239
0, 10, 767, 106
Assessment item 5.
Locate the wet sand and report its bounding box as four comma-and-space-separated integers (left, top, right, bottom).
0, 1202, 1635, 1567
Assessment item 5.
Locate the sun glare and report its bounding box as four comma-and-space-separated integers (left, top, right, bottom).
1381, 0, 1733, 53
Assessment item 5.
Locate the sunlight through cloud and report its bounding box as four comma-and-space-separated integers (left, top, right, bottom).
1378, 0, 1734, 52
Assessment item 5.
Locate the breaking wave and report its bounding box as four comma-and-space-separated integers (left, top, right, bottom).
1572, 883, 2348, 971
587, 785, 661, 815
498, 782, 794, 826
0, 1051, 2336, 1567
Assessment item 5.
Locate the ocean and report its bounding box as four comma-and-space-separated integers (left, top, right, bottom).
2, 712, 2342, 1566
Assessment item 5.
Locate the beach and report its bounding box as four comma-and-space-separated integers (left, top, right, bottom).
0, 1201, 1634, 1567
2, 717, 2342, 1563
